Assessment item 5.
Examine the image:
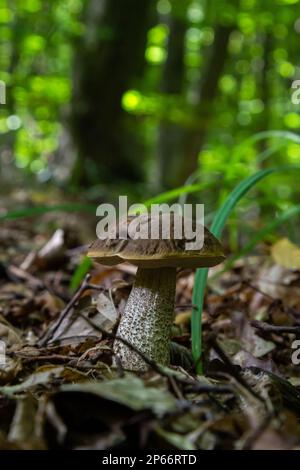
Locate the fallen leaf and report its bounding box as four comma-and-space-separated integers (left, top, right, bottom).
49, 294, 117, 344
59, 374, 177, 417
271, 238, 300, 269
96, 292, 118, 327
0, 365, 86, 396
0, 316, 22, 384
8, 396, 46, 449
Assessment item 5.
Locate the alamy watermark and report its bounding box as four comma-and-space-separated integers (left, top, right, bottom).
291, 340, 300, 365
0, 80, 6, 105
95, 196, 205, 250
291, 80, 300, 104
0, 340, 6, 365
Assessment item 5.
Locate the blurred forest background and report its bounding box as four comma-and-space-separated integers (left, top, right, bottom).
0, 0, 300, 247
1, 1, 300, 451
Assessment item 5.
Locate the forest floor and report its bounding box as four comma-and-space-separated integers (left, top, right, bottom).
1, 202, 300, 450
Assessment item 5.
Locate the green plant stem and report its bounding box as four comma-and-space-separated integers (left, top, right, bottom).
0, 203, 96, 221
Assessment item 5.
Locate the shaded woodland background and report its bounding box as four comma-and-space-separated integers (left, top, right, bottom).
1, 1, 300, 451
0, 0, 300, 245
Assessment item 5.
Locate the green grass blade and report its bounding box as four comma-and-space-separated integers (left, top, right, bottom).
144, 181, 214, 207
192, 165, 300, 374
0, 203, 96, 221
245, 130, 300, 146
70, 256, 93, 292
209, 168, 275, 238
215, 205, 300, 278
178, 130, 294, 208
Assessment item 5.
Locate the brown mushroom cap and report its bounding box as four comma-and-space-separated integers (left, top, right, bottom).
87, 213, 225, 269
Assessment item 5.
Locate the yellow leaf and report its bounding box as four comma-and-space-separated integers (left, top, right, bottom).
271, 238, 300, 269
174, 311, 191, 326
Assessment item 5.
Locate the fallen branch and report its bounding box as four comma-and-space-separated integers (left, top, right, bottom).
251, 319, 300, 335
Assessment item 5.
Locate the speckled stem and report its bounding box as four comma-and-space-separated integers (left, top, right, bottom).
114, 267, 177, 371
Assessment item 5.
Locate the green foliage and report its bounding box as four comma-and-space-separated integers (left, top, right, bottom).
0, 203, 96, 221
216, 205, 300, 277
70, 256, 92, 292
144, 181, 214, 206
0, 0, 82, 176
192, 166, 300, 374
1, 0, 300, 375
1, 0, 300, 188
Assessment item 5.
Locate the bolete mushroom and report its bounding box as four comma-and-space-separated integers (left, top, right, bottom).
87, 213, 224, 371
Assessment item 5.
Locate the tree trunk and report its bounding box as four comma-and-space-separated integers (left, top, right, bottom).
157, 12, 187, 189
179, 24, 233, 184
69, 0, 154, 186
0, 6, 20, 181
258, 32, 272, 162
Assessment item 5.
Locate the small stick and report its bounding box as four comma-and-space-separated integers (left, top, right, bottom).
77, 311, 234, 394
39, 278, 234, 396
243, 279, 300, 319
175, 303, 198, 310
209, 337, 265, 404
242, 279, 275, 302
15, 353, 72, 363
251, 319, 300, 335
8, 264, 44, 289
38, 274, 105, 346
242, 413, 273, 450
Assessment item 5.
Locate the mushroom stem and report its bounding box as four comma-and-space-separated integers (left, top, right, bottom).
114, 267, 177, 371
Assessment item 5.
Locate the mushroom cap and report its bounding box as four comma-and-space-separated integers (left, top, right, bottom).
87, 213, 225, 269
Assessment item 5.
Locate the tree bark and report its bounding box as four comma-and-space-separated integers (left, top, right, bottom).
157, 12, 187, 189
0, 5, 20, 181
179, 24, 233, 184
69, 0, 154, 186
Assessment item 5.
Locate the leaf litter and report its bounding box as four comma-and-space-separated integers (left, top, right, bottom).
1, 213, 300, 449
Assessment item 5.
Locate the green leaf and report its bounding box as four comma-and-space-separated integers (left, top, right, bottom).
0, 204, 96, 221
216, 206, 300, 277
144, 181, 214, 206
70, 256, 92, 292
60, 374, 177, 417
192, 165, 300, 374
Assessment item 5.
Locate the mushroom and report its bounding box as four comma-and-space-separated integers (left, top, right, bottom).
87, 213, 225, 371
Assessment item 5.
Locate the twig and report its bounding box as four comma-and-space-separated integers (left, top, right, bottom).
175, 303, 198, 310
38, 274, 106, 346
8, 264, 69, 302
209, 337, 265, 404
38, 277, 235, 397
77, 311, 234, 394
242, 279, 275, 302
8, 264, 44, 289
46, 334, 101, 344
241, 413, 273, 450
15, 353, 73, 363
77, 310, 172, 375
168, 375, 184, 400
243, 279, 300, 319
251, 319, 300, 335
184, 382, 233, 394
